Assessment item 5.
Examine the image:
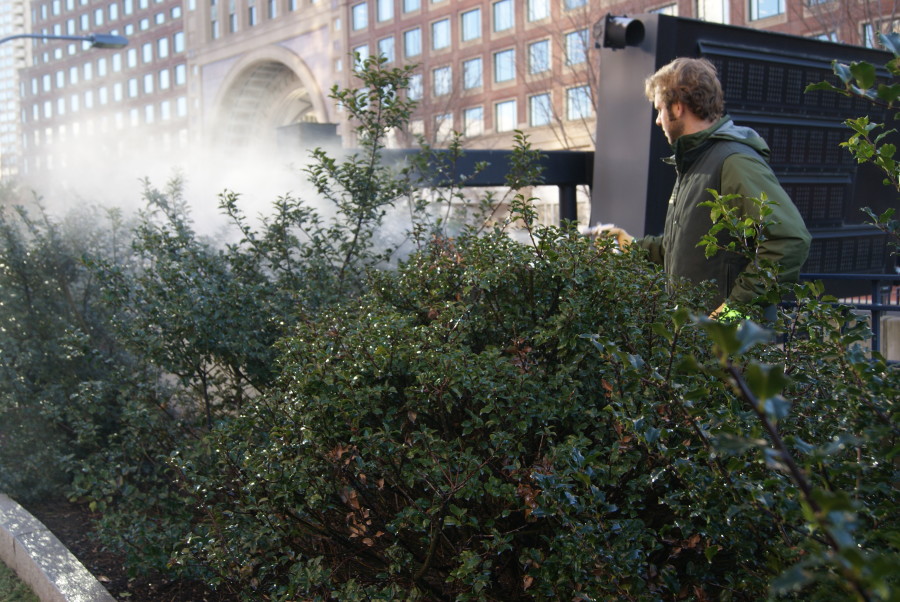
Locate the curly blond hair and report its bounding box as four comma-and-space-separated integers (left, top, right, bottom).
644, 57, 724, 121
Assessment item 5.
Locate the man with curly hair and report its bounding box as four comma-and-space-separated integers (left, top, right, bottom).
602, 57, 811, 318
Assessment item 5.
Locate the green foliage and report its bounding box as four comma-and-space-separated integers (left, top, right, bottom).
694, 187, 898, 599
0, 557, 39, 602
0, 198, 131, 501
1, 40, 896, 602
173, 225, 759, 600
63, 54, 433, 577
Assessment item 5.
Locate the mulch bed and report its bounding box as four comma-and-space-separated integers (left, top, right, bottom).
23, 498, 240, 601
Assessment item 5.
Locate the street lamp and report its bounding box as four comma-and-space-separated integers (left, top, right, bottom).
0, 32, 128, 48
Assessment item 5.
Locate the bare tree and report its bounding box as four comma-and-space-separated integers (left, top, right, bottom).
794, 0, 900, 46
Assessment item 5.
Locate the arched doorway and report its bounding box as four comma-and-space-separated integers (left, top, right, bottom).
212, 47, 330, 151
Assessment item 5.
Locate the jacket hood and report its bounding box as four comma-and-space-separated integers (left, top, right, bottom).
706, 116, 771, 160
671, 116, 771, 165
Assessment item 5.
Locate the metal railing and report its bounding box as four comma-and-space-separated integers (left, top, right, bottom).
383, 149, 594, 222
800, 273, 900, 355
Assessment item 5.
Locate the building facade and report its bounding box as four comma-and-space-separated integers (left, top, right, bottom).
0, 0, 29, 178
9, 0, 900, 202
17, 0, 188, 194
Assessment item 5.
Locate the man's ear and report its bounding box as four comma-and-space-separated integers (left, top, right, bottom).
669, 101, 684, 119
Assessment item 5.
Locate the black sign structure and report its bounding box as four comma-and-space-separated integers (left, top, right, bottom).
592, 13, 898, 274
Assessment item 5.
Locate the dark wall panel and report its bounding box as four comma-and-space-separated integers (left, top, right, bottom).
591, 13, 898, 274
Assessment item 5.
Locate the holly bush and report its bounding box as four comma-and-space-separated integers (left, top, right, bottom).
0, 48, 895, 602
160, 196, 896, 600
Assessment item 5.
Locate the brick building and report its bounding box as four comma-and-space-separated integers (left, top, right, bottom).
7, 0, 900, 203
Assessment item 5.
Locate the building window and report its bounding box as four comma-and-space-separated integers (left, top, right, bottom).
463, 106, 483, 136
161, 100, 171, 120
142, 42, 153, 63
749, 0, 784, 20
159, 68, 171, 89
128, 78, 138, 97
174, 31, 185, 53
433, 65, 451, 96
267, 0, 275, 18
527, 0, 548, 21
495, 99, 516, 131
403, 0, 419, 12
351, 2, 367, 30
143, 72, 154, 93
404, 28, 421, 57
812, 31, 837, 42
158, 37, 170, 58
564, 0, 585, 8
529, 93, 551, 126
432, 18, 450, 50
463, 57, 482, 89
111, 53, 122, 71
493, 49, 515, 83
408, 73, 422, 100
435, 112, 452, 141
175, 64, 186, 85
566, 85, 592, 120
565, 29, 588, 66
650, 3, 678, 15
353, 44, 369, 68
378, 36, 395, 62
228, 0, 237, 32
493, 0, 513, 32
696, 0, 729, 24
461, 8, 481, 42
127, 48, 137, 67
376, 0, 392, 22
109, 2, 119, 20
248, 0, 257, 25
862, 23, 877, 48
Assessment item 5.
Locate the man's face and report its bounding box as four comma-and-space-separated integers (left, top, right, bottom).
654, 92, 684, 145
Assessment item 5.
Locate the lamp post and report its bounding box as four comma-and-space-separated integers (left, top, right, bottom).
0, 32, 128, 48
0, 32, 127, 178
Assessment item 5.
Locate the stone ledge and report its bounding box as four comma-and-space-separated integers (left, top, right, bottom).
0, 494, 115, 602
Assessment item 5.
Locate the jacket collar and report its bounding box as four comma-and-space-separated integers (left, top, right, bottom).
666, 115, 732, 172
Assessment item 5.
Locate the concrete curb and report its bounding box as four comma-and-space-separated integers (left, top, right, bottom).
0, 494, 116, 602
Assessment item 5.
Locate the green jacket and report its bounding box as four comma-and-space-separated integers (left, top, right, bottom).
636, 116, 811, 311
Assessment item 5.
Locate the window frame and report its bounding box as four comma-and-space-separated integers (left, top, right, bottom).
493, 48, 515, 83
492, 0, 513, 32
494, 99, 517, 132
461, 7, 481, 42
